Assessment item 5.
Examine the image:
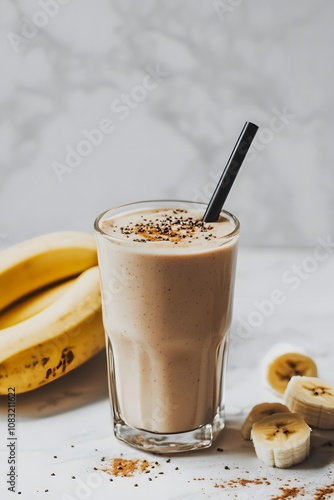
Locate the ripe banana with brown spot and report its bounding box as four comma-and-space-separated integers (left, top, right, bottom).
0, 266, 104, 394
251, 412, 311, 468
262, 343, 317, 395
284, 376, 334, 429
241, 402, 291, 440
0, 231, 98, 311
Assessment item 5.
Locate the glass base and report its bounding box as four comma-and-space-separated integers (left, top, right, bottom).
114, 413, 225, 454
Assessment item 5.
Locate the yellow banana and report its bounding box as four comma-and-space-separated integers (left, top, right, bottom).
0, 231, 97, 311
0, 267, 104, 394
0, 278, 77, 329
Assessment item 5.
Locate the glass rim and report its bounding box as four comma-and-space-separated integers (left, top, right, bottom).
94, 199, 240, 243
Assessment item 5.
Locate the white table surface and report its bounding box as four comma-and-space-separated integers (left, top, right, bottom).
1, 247, 333, 500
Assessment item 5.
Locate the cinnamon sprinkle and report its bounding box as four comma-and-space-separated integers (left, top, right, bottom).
271, 487, 303, 499
100, 458, 154, 478
119, 212, 216, 243
215, 477, 271, 489
313, 483, 334, 499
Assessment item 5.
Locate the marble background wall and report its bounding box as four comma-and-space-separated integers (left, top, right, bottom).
0, 0, 333, 248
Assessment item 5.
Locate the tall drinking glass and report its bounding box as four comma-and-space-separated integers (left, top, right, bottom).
94, 200, 239, 453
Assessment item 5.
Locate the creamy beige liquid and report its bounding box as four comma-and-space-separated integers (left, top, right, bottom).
98, 207, 238, 434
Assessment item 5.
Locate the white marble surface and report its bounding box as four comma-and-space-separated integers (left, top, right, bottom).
1, 247, 333, 500
1, 1, 334, 248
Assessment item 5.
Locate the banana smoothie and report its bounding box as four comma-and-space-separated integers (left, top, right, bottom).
95, 201, 239, 449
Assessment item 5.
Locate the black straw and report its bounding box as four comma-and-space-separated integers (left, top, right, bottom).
202, 121, 258, 222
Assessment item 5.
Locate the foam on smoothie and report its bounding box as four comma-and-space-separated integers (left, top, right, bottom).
100, 207, 235, 246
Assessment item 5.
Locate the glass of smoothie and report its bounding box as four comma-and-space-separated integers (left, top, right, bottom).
94, 200, 239, 453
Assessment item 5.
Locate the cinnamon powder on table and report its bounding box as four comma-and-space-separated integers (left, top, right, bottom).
313, 483, 334, 499
100, 458, 158, 478
214, 479, 334, 499
215, 477, 271, 489
271, 483, 334, 500
271, 487, 303, 500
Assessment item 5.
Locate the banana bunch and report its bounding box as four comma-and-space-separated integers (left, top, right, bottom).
242, 344, 334, 468
0, 232, 105, 394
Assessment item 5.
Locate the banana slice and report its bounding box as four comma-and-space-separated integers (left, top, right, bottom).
251, 412, 311, 468
284, 376, 334, 429
241, 402, 291, 440
262, 344, 317, 395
